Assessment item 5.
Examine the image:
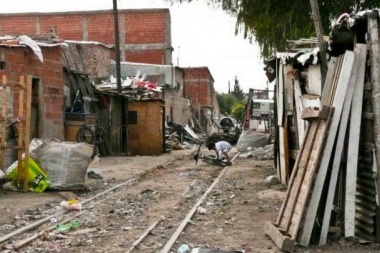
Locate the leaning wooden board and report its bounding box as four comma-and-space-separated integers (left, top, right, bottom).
319, 47, 361, 245
266, 53, 354, 251
298, 52, 355, 246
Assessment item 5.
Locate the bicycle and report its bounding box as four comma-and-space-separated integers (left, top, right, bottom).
76, 122, 108, 145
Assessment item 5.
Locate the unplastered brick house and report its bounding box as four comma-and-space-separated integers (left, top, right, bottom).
0, 39, 66, 172
0, 44, 65, 139
0, 9, 173, 65
183, 67, 220, 133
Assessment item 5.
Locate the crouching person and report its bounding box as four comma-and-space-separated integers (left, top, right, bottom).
207, 140, 232, 166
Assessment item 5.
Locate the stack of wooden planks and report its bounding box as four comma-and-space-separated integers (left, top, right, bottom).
266, 44, 369, 251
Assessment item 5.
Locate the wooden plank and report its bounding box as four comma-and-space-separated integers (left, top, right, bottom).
23, 76, 32, 192
319, 47, 361, 246
301, 105, 331, 120
368, 13, 380, 243
345, 44, 367, 237
265, 222, 294, 252
278, 65, 284, 126
284, 65, 294, 111
299, 51, 355, 246
301, 107, 319, 120
321, 57, 342, 106
294, 80, 305, 147
17, 76, 25, 191
278, 121, 317, 228
184, 124, 199, 139
297, 57, 342, 244
276, 123, 312, 225
306, 64, 322, 95
0, 76, 7, 170
278, 126, 287, 184
288, 117, 330, 236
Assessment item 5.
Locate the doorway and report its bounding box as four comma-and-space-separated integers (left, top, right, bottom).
31, 78, 40, 139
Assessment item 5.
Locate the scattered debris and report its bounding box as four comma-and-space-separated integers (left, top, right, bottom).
87, 170, 103, 180
264, 175, 280, 185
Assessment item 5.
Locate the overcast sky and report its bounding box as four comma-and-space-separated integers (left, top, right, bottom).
2, 0, 270, 93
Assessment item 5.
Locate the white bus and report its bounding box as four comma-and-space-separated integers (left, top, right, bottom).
251, 98, 274, 118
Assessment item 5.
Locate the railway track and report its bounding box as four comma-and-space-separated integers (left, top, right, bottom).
0, 152, 238, 253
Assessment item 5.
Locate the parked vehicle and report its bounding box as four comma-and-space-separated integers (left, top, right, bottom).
251, 98, 274, 118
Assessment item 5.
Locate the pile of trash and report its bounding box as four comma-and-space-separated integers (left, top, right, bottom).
92, 73, 163, 101
1, 138, 94, 192
239, 144, 274, 161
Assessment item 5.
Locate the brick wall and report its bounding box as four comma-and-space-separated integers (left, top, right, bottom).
183, 67, 215, 107
73, 43, 111, 79
0, 9, 172, 65
0, 46, 64, 139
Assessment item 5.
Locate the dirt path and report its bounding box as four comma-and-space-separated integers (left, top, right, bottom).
1, 149, 380, 253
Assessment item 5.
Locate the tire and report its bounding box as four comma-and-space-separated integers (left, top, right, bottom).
77, 126, 95, 144
95, 126, 108, 144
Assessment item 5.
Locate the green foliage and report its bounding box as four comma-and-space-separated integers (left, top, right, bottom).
216, 92, 238, 115
232, 77, 245, 101
169, 0, 378, 56
231, 101, 246, 123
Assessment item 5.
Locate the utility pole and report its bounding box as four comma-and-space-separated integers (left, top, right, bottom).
309, 0, 328, 86
113, 0, 127, 155
113, 0, 122, 94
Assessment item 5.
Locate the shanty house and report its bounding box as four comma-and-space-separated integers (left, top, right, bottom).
265, 10, 380, 251
127, 100, 165, 156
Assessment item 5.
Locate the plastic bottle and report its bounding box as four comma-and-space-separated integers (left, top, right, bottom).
177, 244, 190, 253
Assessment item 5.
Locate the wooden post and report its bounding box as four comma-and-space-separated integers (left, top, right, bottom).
0, 76, 7, 172
309, 0, 328, 86
23, 76, 32, 191
17, 76, 25, 191
368, 11, 380, 242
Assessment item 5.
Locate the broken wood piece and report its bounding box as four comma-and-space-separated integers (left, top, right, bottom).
265, 222, 294, 252
301, 105, 331, 120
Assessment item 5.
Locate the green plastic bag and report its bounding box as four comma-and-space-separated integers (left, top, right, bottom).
6, 157, 50, 192
56, 221, 80, 233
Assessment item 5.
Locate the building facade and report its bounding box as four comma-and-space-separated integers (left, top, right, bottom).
182, 67, 220, 133
0, 9, 173, 65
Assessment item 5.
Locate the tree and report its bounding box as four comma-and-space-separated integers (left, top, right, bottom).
170, 0, 378, 56
230, 101, 245, 124
232, 76, 245, 101
216, 92, 238, 115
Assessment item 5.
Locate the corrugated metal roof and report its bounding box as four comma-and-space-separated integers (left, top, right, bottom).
355, 152, 376, 241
